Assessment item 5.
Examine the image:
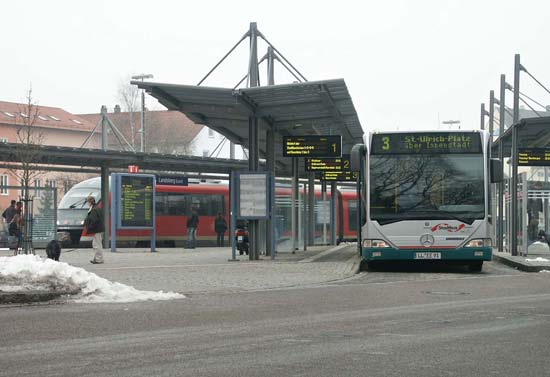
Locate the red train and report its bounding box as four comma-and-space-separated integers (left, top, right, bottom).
57, 177, 357, 247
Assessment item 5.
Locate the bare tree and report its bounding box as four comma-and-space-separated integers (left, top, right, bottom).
8, 86, 46, 254
117, 77, 140, 148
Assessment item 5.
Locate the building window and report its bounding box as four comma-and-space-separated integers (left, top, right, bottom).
0, 138, 7, 143
0, 175, 8, 195
38, 115, 49, 121
46, 179, 56, 188
48, 115, 61, 121
208, 128, 215, 138
2, 111, 15, 118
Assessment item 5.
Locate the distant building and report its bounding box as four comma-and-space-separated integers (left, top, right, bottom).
78, 107, 248, 159
0, 101, 99, 210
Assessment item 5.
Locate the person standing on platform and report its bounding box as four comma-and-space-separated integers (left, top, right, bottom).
186, 208, 199, 249
215, 212, 228, 247
2, 200, 17, 224
84, 196, 105, 264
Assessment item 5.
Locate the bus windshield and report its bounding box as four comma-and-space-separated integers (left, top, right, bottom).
59, 188, 101, 209
369, 153, 484, 225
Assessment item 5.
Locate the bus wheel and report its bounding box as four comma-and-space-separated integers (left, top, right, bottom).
468, 261, 483, 272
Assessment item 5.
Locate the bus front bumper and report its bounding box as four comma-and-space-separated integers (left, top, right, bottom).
362, 247, 492, 261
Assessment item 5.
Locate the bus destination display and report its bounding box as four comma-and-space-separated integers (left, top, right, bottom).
371, 132, 482, 154
518, 148, 550, 166
283, 135, 342, 157
120, 175, 154, 228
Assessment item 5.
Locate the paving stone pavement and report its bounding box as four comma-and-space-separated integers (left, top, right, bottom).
0, 244, 360, 295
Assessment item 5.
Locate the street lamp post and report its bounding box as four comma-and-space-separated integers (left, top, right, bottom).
131, 74, 154, 152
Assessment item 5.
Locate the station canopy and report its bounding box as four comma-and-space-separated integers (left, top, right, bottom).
492, 117, 550, 158
133, 79, 364, 175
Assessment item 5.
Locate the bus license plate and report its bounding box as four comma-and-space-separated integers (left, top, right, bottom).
415, 252, 441, 260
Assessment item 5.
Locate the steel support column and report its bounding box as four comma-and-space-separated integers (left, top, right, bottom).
498, 74, 506, 252
511, 125, 518, 256
101, 165, 110, 249
330, 181, 337, 245
292, 158, 299, 252
513, 54, 520, 124
308, 172, 315, 246
265, 46, 275, 258
247, 22, 260, 260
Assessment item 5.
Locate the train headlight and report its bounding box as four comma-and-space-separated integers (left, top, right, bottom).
465, 238, 492, 247
364, 239, 390, 248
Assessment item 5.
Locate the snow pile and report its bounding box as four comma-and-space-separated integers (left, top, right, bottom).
525, 257, 550, 263
0, 255, 184, 303
540, 270, 550, 273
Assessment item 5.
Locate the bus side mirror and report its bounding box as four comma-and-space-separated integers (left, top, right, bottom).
350, 144, 366, 172
490, 159, 503, 183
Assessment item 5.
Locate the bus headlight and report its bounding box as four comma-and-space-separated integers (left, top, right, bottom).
364, 239, 390, 248
465, 238, 492, 247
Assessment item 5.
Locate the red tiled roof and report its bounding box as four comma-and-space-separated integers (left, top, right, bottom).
0, 101, 97, 132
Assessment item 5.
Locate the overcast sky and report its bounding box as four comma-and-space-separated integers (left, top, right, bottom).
2, 0, 549, 132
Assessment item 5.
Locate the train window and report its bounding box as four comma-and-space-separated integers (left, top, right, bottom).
155, 192, 225, 216
187, 194, 224, 216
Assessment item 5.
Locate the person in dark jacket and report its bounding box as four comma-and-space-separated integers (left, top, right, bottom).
2, 200, 17, 224
186, 208, 199, 249
8, 213, 22, 255
84, 196, 105, 264
214, 212, 228, 247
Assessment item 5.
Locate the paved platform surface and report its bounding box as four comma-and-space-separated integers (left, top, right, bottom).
492, 249, 550, 272
0, 244, 361, 302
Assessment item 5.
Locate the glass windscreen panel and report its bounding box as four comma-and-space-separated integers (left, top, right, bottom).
369, 153, 485, 225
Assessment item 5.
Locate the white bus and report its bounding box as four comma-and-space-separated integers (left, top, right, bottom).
351, 130, 502, 272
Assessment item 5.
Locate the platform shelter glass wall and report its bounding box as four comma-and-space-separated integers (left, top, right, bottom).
503, 168, 550, 256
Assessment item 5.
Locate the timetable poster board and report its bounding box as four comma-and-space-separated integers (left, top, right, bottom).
283, 135, 342, 158
371, 132, 482, 154
518, 148, 550, 166
238, 173, 268, 219
305, 154, 351, 172
119, 174, 155, 228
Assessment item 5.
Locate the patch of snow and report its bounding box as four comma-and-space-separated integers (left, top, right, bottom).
539, 270, 550, 273
0, 255, 184, 303
525, 257, 550, 263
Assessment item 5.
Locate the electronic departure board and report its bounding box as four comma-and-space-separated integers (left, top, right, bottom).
305, 155, 350, 171
371, 132, 482, 154
120, 175, 154, 228
283, 135, 342, 157
518, 148, 550, 166
321, 171, 358, 181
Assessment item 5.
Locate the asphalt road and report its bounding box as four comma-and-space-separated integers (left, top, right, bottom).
1, 261, 549, 377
